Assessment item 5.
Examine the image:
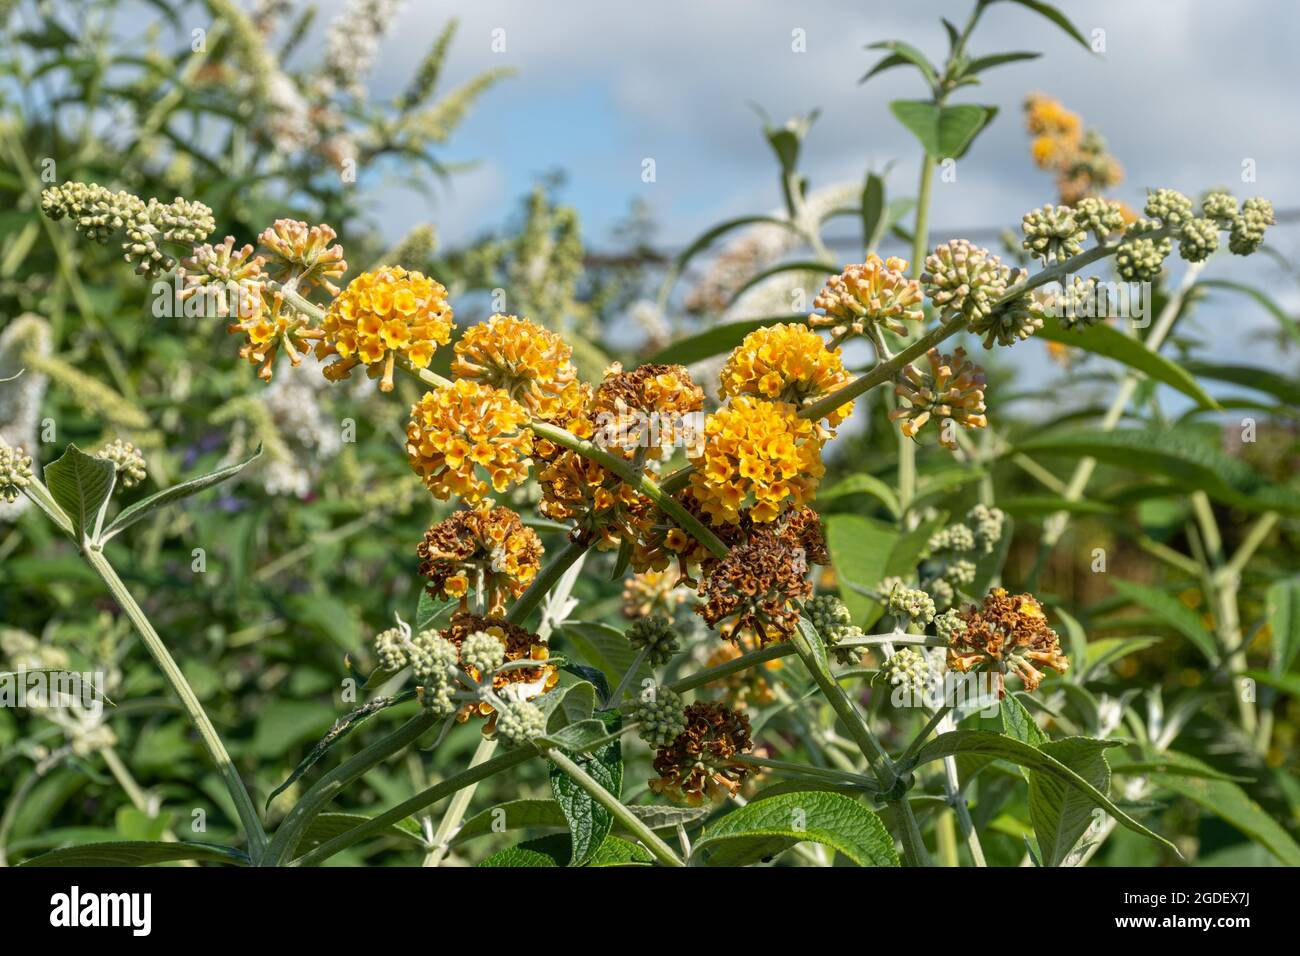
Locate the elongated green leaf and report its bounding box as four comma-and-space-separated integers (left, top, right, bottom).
889, 100, 995, 158
415, 588, 458, 632
549, 710, 622, 866
1036, 318, 1218, 409
1182, 362, 1300, 408
859, 51, 915, 85
477, 833, 652, 867
962, 50, 1042, 75
1196, 278, 1300, 348
1109, 580, 1219, 665
1030, 737, 1115, 866
452, 800, 568, 846
669, 215, 801, 284
1002, 0, 1091, 49
1149, 759, 1300, 866
649, 315, 801, 366
1001, 696, 1048, 748
912, 730, 1178, 854
1265, 578, 1300, 674
693, 791, 898, 867
19, 840, 248, 867
297, 812, 424, 851
998, 496, 1113, 517
102, 445, 262, 540
818, 472, 900, 517
1242, 669, 1300, 699
43, 444, 115, 542
1015, 428, 1300, 515
1081, 636, 1162, 679
1111, 749, 1252, 783
866, 40, 938, 87
861, 171, 886, 256
265, 690, 417, 808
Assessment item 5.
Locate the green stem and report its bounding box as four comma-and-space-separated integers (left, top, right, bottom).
666, 641, 793, 694
264, 713, 437, 865
891, 796, 933, 867
424, 735, 498, 866
541, 744, 685, 867
82, 546, 267, 858
291, 746, 537, 866
606, 646, 650, 709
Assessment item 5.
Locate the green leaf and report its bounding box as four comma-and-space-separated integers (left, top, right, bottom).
1149, 757, 1300, 866
824, 514, 898, 627
264, 691, 417, 807
102, 445, 262, 540
538, 717, 621, 752
548, 710, 622, 866
1082, 636, 1163, 679
1014, 428, 1300, 515
1036, 319, 1218, 410
561, 621, 652, 692
297, 812, 424, 851
860, 171, 886, 255
692, 791, 899, 867
1265, 578, 1300, 673
43, 444, 116, 542
1109, 580, 1219, 665
1242, 669, 1300, 699
545, 681, 596, 732
818, 472, 900, 517
1001, 695, 1048, 749
19, 840, 248, 867
477, 833, 652, 867
1030, 737, 1114, 865
998, 496, 1114, 517
1001, 0, 1092, 50
1111, 749, 1252, 783
1182, 362, 1300, 408
415, 588, 458, 632
451, 800, 568, 846
649, 315, 799, 366
1196, 278, 1300, 349
889, 100, 996, 159
962, 50, 1042, 75
912, 730, 1178, 855
865, 40, 938, 88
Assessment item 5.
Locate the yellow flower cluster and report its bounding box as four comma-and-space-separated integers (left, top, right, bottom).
228, 292, 322, 381
590, 362, 704, 460
688, 396, 824, 524
536, 448, 653, 550
1023, 93, 1124, 205
1025, 93, 1082, 169
259, 219, 348, 294
318, 266, 454, 391
405, 379, 533, 502
719, 323, 854, 430
452, 314, 585, 421
810, 255, 925, 340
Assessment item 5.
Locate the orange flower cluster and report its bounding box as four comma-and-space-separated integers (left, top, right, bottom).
719, 323, 854, 430
452, 314, 585, 421
1024, 93, 1124, 206
649, 701, 754, 805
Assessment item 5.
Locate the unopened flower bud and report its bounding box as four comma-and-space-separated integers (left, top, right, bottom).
627, 615, 681, 666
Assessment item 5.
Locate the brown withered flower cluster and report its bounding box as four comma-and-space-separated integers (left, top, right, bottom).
649, 701, 754, 805
589, 362, 704, 460
696, 509, 826, 645
631, 491, 753, 585
439, 614, 558, 723
946, 588, 1070, 696
417, 503, 543, 616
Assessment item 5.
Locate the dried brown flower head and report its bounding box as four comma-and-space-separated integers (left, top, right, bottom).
590, 362, 704, 460
418, 503, 543, 616
697, 527, 817, 645
649, 701, 753, 805
947, 588, 1070, 696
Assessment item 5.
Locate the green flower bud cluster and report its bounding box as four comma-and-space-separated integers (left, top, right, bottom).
1200, 191, 1238, 224
922, 240, 1021, 327
944, 558, 977, 588
635, 685, 687, 748
461, 630, 507, 675
1056, 276, 1110, 331
40, 182, 215, 277
495, 700, 545, 747
887, 583, 935, 626
1144, 188, 1194, 229
95, 439, 147, 490
627, 615, 680, 667
978, 291, 1048, 349
1115, 219, 1171, 283
373, 625, 410, 672
1177, 217, 1219, 263
408, 629, 461, 717
881, 647, 933, 695
1228, 197, 1274, 255
929, 524, 975, 554
934, 608, 966, 642
1021, 204, 1086, 263
927, 577, 955, 611
806, 594, 864, 647
0, 438, 33, 504
967, 504, 1005, 554
1073, 197, 1126, 240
